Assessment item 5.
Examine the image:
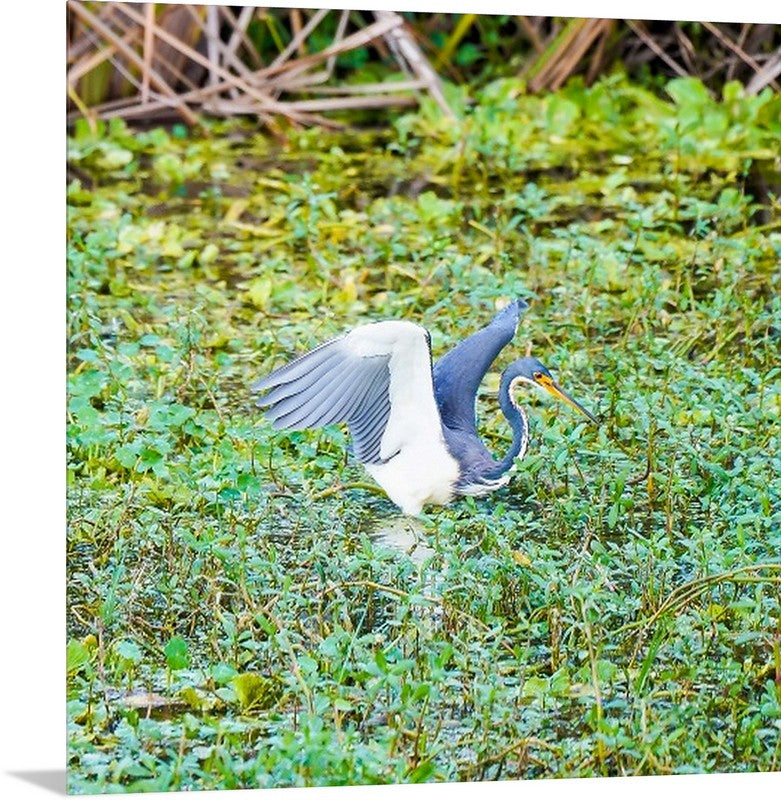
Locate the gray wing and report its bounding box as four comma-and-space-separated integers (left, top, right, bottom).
251, 335, 393, 465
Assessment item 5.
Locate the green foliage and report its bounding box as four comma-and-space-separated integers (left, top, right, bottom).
67, 75, 781, 793
232, 672, 284, 713
164, 637, 190, 671
66, 639, 93, 680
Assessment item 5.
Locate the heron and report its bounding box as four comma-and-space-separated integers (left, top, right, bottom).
251, 299, 597, 515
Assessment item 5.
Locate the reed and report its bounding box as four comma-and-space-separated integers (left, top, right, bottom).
67, 4, 781, 130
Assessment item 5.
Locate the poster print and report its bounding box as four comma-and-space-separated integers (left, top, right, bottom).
65, 2, 781, 794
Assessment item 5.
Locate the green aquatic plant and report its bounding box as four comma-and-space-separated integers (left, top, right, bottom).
67, 75, 781, 792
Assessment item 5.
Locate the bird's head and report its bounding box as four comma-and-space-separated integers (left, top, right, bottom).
503, 357, 599, 424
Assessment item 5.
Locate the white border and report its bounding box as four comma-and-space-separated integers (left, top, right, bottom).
2, 1, 779, 798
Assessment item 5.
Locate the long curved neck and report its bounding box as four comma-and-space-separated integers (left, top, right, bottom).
482, 372, 529, 480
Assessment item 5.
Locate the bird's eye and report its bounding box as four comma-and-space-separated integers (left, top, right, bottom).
532, 371, 542, 381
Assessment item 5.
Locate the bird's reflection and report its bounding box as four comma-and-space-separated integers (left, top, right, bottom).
369, 515, 435, 567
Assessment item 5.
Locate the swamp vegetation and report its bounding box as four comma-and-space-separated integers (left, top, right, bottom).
67, 75, 781, 791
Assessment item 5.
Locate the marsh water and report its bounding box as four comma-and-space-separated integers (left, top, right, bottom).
67, 77, 781, 791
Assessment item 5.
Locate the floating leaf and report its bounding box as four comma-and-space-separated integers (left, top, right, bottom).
67, 639, 91, 678
114, 639, 142, 666
163, 636, 189, 671
232, 673, 283, 713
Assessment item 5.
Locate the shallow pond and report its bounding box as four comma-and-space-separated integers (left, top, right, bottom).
67, 75, 781, 792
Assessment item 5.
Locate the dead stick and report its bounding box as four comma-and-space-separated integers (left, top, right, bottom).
68, 6, 145, 86
115, 1, 308, 125
141, 3, 154, 103
701, 21, 781, 91
68, 0, 198, 125
626, 20, 689, 78
374, 10, 453, 117
220, 5, 262, 69
245, 13, 402, 84
746, 45, 781, 94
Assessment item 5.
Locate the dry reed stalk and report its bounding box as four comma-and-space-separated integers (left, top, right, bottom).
73, 89, 333, 130
182, 4, 249, 80
746, 45, 781, 94
67, 4, 455, 129
527, 18, 610, 92
210, 93, 419, 113
220, 5, 262, 70
68, 0, 199, 125
266, 11, 351, 95
675, 25, 701, 77
517, 16, 546, 54
726, 24, 751, 82
701, 21, 781, 92
526, 18, 582, 90
205, 5, 221, 87
289, 8, 304, 57
548, 19, 612, 91
141, 4, 154, 103
114, 2, 296, 126
374, 10, 453, 117
245, 14, 403, 86
585, 20, 615, 84
68, 1, 117, 63
626, 20, 688, 79
142, 4, 205, 91
288, 94, 418, 111
324, 10, 350, 80
68, 17, 139, 85
285, 79, 426, 96
269, 8, 329, 70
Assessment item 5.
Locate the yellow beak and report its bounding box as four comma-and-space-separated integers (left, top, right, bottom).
536, 375, 599, 424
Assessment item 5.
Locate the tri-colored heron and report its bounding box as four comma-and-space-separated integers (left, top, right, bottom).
252, 299, 597, 515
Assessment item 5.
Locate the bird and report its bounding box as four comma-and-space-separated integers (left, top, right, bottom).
251, 299, 597, 515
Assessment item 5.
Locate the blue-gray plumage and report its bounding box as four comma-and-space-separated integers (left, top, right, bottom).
252, 299, 597, 515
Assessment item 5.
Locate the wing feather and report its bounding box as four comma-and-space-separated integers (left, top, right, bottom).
252, 321, 445, 466
265, 361, 363, 428
255, 351, 344, 407
250, 339, 341, 393
432, 299, 528, 433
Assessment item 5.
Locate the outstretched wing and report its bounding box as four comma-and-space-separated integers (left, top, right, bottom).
252, 321, 443, 465
432, 298, 528, 433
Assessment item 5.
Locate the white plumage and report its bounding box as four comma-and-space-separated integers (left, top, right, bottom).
253, 321, 460, 515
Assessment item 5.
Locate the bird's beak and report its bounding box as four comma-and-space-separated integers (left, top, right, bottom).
536, 375, 599, 424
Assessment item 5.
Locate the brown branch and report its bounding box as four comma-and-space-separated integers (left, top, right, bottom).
746, 45, 781, 94
702, 21, 781, 92
68, 0, 198, 125
141, 3, 154, 103
626, 20, 689, 78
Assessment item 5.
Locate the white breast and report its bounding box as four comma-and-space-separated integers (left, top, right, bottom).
365, 443, 460, 516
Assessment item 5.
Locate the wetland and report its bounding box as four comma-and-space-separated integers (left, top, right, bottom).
67, 74, 781, 791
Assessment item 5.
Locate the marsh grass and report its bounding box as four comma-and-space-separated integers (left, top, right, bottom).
67, 75, 781, 792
